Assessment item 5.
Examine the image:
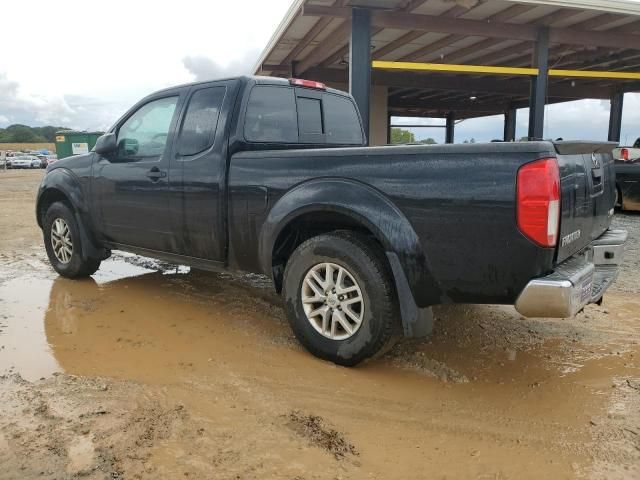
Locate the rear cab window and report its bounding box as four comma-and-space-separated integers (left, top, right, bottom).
243, 84, 363, 145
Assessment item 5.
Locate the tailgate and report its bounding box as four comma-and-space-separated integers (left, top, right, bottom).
555, 142, 617, 263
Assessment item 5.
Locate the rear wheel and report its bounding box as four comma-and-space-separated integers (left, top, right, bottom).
43, 201, 101, 278
282, 232, 399, 366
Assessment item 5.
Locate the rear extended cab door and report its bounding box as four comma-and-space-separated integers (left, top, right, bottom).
226, 80, 365, 272
167, 79, 240, 262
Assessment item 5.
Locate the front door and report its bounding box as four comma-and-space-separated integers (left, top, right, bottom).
93, 93, 182, 252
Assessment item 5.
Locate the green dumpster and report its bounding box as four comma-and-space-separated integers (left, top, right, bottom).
55, 131, 104, 159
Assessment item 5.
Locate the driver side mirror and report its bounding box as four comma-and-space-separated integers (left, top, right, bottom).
94, 133, 117, 155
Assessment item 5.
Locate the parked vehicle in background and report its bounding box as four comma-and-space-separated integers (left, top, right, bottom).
615, 157, 640, 211
45, 154, 59, 167
36, 155, 48, 168
8, 155, 42, 169
613, 138, 640, 162
36, 76, 627, 366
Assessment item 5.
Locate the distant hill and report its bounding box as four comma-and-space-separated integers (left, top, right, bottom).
0, 125, 72, 143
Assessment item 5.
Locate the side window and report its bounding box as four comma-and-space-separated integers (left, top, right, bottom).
117, 96, 178, 161
323, 94, 363, 145
244, 86, 297, 143
178, 87, 226, 156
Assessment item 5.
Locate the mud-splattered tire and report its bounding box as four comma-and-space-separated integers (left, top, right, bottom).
43, 201, 101, 278
282, 232, 399, 366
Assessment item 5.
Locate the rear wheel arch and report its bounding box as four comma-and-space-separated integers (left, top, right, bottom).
269, 208, 388, 293
260, 178, 440, 310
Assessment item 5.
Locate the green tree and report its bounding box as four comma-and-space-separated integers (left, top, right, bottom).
0, 124, 72, 143
3, 125, 45, 142
34, 126, 71, 142
419, 137, 437, 145
390, 127, 415, 144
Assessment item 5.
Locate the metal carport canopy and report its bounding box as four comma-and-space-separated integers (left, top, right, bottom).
253, 0, 640, 142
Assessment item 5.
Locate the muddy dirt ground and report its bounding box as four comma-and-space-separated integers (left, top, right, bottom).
1, 169, 639, 479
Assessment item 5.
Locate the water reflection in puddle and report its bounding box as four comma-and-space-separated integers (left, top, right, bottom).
0, 278, 60, 380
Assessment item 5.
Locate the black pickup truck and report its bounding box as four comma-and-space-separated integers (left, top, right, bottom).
37, 76, 627, 366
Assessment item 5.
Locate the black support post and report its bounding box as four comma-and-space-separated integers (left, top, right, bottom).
608, 91, 624, 143
528, 27, 549, 141
290, 60, 299, 78
504, 106, 517, 142
387, 113, 392, 144
445, 111, 455, 144
349, 8, 371, 144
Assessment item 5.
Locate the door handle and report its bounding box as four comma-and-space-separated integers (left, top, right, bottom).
146, 167, 166, 180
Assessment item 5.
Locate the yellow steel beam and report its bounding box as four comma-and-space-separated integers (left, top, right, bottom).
549, 69, 640, 80
372, 60, 640, 80
372, 60, 537, 76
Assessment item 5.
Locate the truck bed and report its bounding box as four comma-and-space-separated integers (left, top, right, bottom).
228, 141, 615, 308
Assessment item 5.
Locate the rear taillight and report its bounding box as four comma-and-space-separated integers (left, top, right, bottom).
621, 148, 629, 161
516, 158, 560, 248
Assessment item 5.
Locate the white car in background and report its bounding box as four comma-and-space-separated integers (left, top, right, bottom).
8, 155, 42, 169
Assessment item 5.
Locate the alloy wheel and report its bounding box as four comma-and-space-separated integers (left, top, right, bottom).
51, 218, 73, 264
301, 262, 364, 340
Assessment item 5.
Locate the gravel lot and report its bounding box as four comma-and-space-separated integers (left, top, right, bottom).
1, 169, 639, 479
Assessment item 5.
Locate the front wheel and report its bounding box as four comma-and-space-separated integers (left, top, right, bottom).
43, 201, 101, 278
282, 232, 399, 366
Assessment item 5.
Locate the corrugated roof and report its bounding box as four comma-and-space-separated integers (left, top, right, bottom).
253, 0, 640, 119
516, 0, 640, 16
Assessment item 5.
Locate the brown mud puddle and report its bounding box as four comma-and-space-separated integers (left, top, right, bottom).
1, 251, 639, 479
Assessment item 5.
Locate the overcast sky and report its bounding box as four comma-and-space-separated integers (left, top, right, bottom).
0, 0, 638, 144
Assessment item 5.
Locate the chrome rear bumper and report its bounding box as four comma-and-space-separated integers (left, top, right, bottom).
515, 229, 627, 318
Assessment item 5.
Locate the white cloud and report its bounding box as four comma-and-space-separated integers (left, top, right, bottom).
0, 72, 131, 130
0, 0, 292, 130
182, 49, 261, 81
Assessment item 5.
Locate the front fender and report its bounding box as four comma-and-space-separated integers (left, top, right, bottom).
37, 168, 90, 225
260, 178, 442, 312
36, 168, 107, 261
